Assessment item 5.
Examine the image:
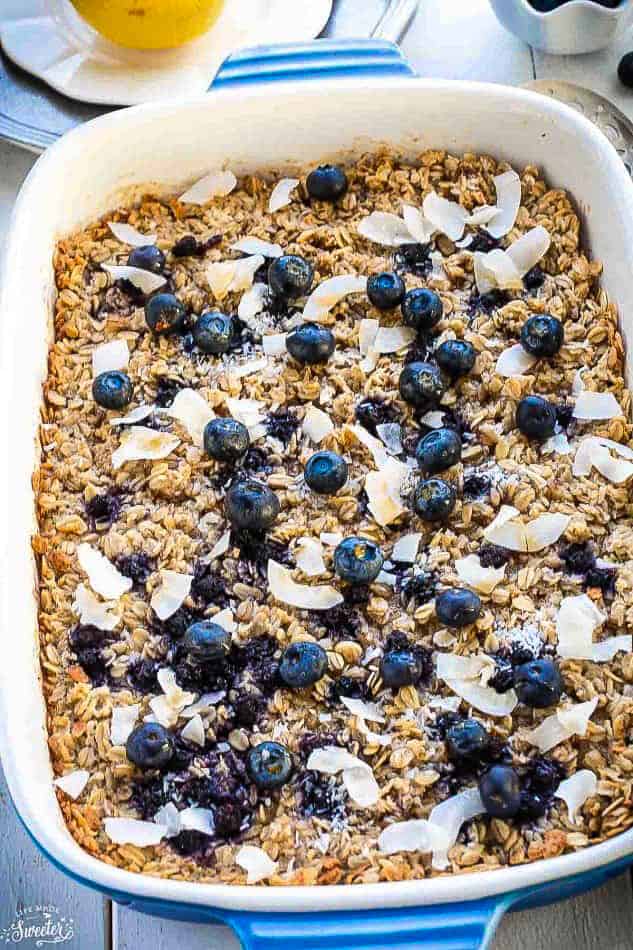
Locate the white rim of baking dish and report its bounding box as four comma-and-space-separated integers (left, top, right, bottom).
2, 77, 633, 912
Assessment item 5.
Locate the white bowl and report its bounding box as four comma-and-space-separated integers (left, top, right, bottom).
489, 0, 633, 54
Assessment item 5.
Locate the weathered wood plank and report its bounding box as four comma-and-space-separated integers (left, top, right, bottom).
113, 904, 239, 950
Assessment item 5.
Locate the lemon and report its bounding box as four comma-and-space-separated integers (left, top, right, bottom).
70, 0, 224, 49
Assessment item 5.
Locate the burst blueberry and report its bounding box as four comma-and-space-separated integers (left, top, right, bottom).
92, 370, 133, 410
127, 244, 165, 274
380, 649, 424, 689
193, 311, 235, 354
367, 271, 406, 311
247, 741, 293, 791
286, 323, 335, 365
514, 658, 563, 708
435, 339, 476, 377
183, 621, 232, 664
145, 292, 187, 335
225, 477, 280, 532
520, 314, 564, 358
333, 537, 384, 585
204, 417, 250, 462
268, 255, 314, 299
435, 587, 482, 628
398, 361, 446, 409
306, 164, 349, 202
516, 395, 557, 440
416, 427, 462, 474
304, 451, 348, 495
401, 288, 443, 334
126, 723, 175, 770
279, 641, 328, 688
479, 765, 521, 819
413, 478, 457, 522
445, 718, 490, 761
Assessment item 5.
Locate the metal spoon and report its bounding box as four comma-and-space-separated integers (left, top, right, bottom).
371, 0, 419, 42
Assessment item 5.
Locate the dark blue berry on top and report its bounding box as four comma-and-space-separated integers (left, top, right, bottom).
306, 164, 348, 202
128, 244, 165, 274
225, 477, 280, 533
435, 588, 482, 628
514, 658, 563, 708
520, 314, 564, 358
304, 451, 348, 495
479, 764, 521, 819
416, 427, 462, 474
559, 542, 595, 575
183, 621, 231, 664
279, 641, 328, 688
145, 292, 187, 335
247, 741, 293, 790
126, 723, 175, 770
367, 271, 406, 310
192, 311, 235, 354
516, 395, 557, 440
203, 417, 250, 462
399, 361, 446, 409
92, 370, 133, 410
380, 648, 424, 689
286, 323, 335, 365
413, 477, 457, 522
401, 288, 443, 334
268, 255, 314, 299
445, 718, 490, 762
333, 537, 384, 585
435, 339, 476, 378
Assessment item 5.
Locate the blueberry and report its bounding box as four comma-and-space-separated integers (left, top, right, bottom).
619, 51, 633, 88
435, 588, 482, 628
279, 641, 328, 688
520, 789, 549, 819
516, 395, 557, 440
192, 311, 234, 354
183, 621, 231, 663
520, 314, 564, 358
268, 255, 314, 299
413, 477, 457, 522
380, 649, 424, 689
445, 718, 490, 761
514, 658, 563, 708
247, 741, 293, 790
435, 339, 476, 378
287, 323, 335, 365
334, 537, 384, 585
416, 427, 462, 474
304, 451, 348, 495
92, 370, 133, 410
204, 417, 250, 462
306, 164, 348, 202
479, 765, 521, 819
127, 244, 165, 274
145, 292, 187, 335
126, 723, 175, 770
401, 288, 443, 334
367, 271, 406, 311
225, 477, 280, 532
398, 361, 446, 409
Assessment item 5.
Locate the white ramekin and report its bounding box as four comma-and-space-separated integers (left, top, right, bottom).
489, 0, 633, 54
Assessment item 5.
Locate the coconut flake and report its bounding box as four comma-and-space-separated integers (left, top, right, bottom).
343, 766, 381, 806
181, 691, 226, 718
236, 845, 278, 884
307, 746, 367, 773
455, 554, 505, 594
166, 388, 214, 447
392, 533, 421, 563
402, 204, 434, 244
591, 635, 632, 662
304, 275, 367, 321
153, 803, 181, 838
207, 530, 231, 561
555, 770, 597, 824
181, 714, 205, 747
525, 698, 598, 753
295, 538, 326, 577
180, 806, 215, 835
474, 248, 522, 294
207, 255, 265, 301
101, 264, 166, 295
495, 343, 538, 377
268, 560, 342, 611
483, 506, 569, 553
347, 423, 390, 469
110, 705, 140, 746
358, 212, 413, 246
54, 770, 89, 800
507, 226, 551, 276
378, 818, 437, 856
573, 436, 633, 479
358, 319, 379, 357
150, 570, 194, 620
573, 391, 623, 421
422, 191, 468, 242
179, 170, 237, 204
525, 513, 571, 553
436, 653, 517, 717
427, 695, 462, 712
108, 221, 156, 247
572, 369, 586, 396
340, 697, 385, 724
303, 405, 333, 443
556, 593, 630, 661
486, 170, 521, 239
467, 205, 501, 227
263, 333, 287, 356
149, 668, 196, 728
92, 339, 129, 378
269, 178, 299, 213
73, 584, 120, 631
320, 532, 343, 547
376, 422, 403, 456
542, 432, 572, 456
428, 787, 485, 869
373, 325, 417, 354
112, 426, 180, 470
238, 283, 268, 324
110, 404, 154, 426
365, 457, 409, 526
225, 397, 265, 428
231, 237, 282, 258
104, 817, 167, 847
77, 544, 132, 600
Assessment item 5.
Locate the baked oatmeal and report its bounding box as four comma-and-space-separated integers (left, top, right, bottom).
36, 151, 633, 886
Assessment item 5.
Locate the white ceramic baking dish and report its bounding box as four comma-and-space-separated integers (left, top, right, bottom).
2, 39, 633, 950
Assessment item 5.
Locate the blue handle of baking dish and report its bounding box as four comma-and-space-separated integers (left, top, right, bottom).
211, 38, 415, 89
219, 897, 509, 949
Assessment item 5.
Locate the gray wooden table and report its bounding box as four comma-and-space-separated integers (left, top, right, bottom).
3, 0, 633, 946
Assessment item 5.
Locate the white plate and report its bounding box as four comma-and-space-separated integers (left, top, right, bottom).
0, 0, 333, 106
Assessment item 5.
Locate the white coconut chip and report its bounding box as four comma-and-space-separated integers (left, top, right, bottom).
166, 388, 214, 447
340, 696, 385, 724
506, 226, 551, 276
455, 234, 475, 249
54, 770, 89, 800
104, 817, 167, 847
307, 746, 380, 807
591, 635, 632, 662
483, 505, 569, 553
376, 422, 403, 455
304, 275, 367, 321
486, 169, 521, 239
153, 803, 181, 838
77, 543, 132, 600
365, 457, 409, 526
473, 249, 521, 294
181, 691, 226, 719
358, 211, 413, 246
402, 204, 434, 244
542, 432, 572, 456
149, 668, 196, 728
436, 653, 518, 717
108, 221, 156, 247
112, 426, 180, 470
555, 770, 598, 824
347, 423, 390, 469
422, 191, 468, 242
373, 325, 417, 354
225, 396, 265, 428
110, 404, 154, 426
572, 368, 586, 396
179, 170, 237, 204
556, 593, 630, 662
427, 787, 485, 869
92, 339, 130, 378
207, 530, 231, 561
262, 333, 287, 356
150, 570, 194, 621
359, 319, 379, 365
180, 806, 215, 836
525, 698, 598, 753
73, 584, 120, 631
101, 264, 166, 295
307, 746, 367, 773
391, 533, 421, 563
230, 358, 268, 380
238, 282, 268, 323
303, 405, 333, 443
110, 704, 140, 746
269, 178, 299, 213
573, 436, 633, 482
455, 554, 505, 594
207, 255, 265, 301
573, 390, 623, 421
320, 532, 343, 547
268, 559, 343, 611
420, 410, 445, 429
467, 204, 501, 227
495, 343, 538, 378
427, 695, 462, 712
295, 538, 326, 577
231, 237, 282, 258
181, 714, 206, 747
236, 845, 278, 884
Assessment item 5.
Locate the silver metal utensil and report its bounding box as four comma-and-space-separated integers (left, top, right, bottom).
372, 0, 419, 42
